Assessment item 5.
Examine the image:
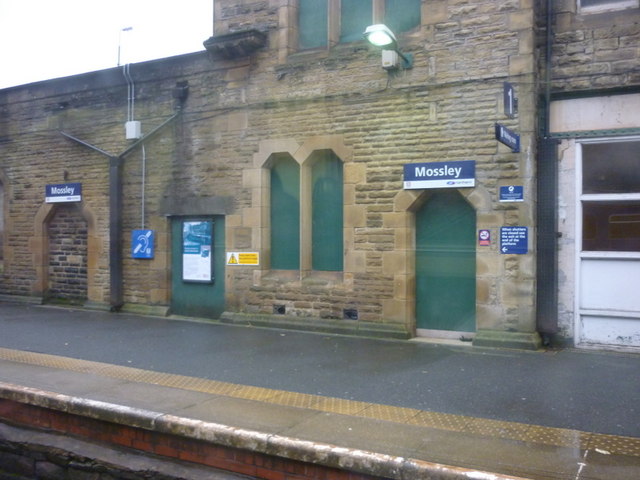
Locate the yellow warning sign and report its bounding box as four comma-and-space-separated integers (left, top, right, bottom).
226, 252, 260, 266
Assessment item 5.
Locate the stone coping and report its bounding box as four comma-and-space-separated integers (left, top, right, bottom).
0, 382, 527, 480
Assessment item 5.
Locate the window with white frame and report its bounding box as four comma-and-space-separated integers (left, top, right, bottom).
298, 0, 421, 50
581, 140, 640, 252
579, 0, 639, 14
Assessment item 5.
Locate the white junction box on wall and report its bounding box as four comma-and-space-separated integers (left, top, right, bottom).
125, 120, 141, 140
382, 50, 399, 69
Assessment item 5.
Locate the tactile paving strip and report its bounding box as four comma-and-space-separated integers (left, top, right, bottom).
1, 347, 639, 457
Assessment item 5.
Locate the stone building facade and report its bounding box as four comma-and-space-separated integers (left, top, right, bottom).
0, 0, 638, 351
550, 0, 640, 350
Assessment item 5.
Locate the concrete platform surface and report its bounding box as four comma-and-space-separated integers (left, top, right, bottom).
0, 302, 639, 479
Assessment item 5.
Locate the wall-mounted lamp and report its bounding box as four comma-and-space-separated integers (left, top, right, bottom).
363, 24, 413, 70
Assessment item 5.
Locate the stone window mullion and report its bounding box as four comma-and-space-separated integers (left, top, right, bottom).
300, 162, 313, 274
328, 0, 341, 47
373, 0, 385, 23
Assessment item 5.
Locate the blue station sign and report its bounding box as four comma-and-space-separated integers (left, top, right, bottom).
403, 160, 475, 189
500, 226, 528, 254
45, 183, 82, 203
499, 185, 524, 202
495, 123, 520, 153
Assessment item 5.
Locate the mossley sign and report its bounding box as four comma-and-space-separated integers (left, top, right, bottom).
403, 160, 475, 189
45, 183, 82, 203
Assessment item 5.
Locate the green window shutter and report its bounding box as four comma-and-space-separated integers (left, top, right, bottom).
312, 153, 343, 271
271, 156, 300, 270
299, 0, 328, 49
340, 0, 373, 43
385, 0, 421, 34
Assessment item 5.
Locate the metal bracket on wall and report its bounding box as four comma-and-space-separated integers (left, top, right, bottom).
59, 111, 180, 310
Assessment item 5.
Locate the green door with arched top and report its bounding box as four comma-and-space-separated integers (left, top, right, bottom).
416, 191, 476, 332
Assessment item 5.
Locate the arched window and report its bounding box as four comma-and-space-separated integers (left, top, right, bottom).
311, 152, 343, 271
268, 150, 344, 273
270, 154, 300, 270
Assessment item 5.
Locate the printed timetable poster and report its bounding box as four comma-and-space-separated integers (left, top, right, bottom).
182, 220, 213, 282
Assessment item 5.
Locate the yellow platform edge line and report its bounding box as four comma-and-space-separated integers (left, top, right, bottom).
0, 347, 638, 457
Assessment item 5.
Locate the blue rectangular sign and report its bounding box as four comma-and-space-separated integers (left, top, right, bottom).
495, 123, 520, 153
403, 160, 475, 189
499, 185, 524, 202
500, 226, 528, 254
45, 183, 82, 203
131, 230, 155, 259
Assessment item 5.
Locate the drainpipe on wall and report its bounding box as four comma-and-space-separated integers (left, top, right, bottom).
536, 0, 560, 343
109, 155, 124, 310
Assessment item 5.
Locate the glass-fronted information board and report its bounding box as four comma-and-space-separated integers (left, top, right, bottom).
182, 220, 213, 283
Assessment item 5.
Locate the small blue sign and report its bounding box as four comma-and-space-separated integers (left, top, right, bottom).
404, 160, 475, 189
503, 82, 517, 118
500, 227, 528, 254
495, 123, 520, 153
132, 230, 154, 259
45, 183, 82, 203
499, 185, 524, 202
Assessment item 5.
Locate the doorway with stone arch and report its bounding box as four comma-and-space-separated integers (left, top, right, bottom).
46, 204, 88, 303
415, 190, 477, 337
32, 202, 100, 305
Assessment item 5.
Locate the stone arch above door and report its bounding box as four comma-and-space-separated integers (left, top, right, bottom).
388, 186, 491, 333
30, 202, 103, 304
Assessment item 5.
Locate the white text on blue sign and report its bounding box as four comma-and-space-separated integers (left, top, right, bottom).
500, 226, 528, 254
403, 160, 475, 189
45, 183, 82, 203
494, 123, 520, 153
499, 185, 524, 202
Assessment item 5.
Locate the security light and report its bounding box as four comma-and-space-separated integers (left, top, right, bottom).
363, 24, 413, 69
364, 24, 397, 48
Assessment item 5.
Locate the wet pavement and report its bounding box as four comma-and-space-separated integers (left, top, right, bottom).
0, 301, 639, 479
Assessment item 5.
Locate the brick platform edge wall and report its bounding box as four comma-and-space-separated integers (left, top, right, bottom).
0, 385, 528, 480
0, 399, 382, 480
0, 422, 247, 480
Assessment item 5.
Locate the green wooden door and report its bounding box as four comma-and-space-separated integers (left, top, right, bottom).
171, 216, 225, 319
416, 191, 476, 332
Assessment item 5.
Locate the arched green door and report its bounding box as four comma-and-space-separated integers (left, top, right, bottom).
416, 191, 476, 333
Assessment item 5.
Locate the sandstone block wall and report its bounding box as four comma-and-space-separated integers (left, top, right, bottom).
0, 0, 549, 337
552, 1, 640, 92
